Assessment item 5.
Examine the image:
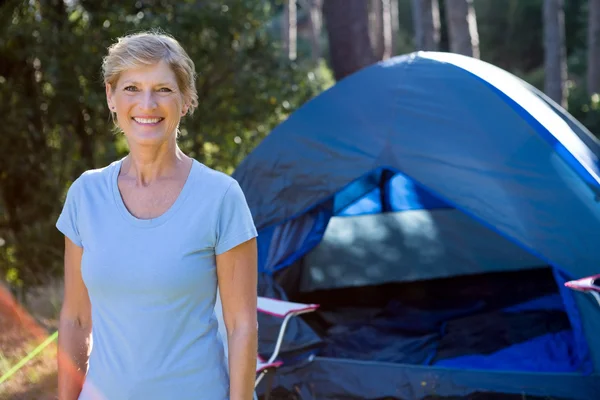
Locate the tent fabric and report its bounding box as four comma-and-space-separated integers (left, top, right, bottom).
318, 305, 573, 370
258, 205, 331, 276
429, 52, 600, 191
300, 209, 543, 292
434, 331, 577, 373
260, 357, 600, 400
338, 170, 451, 216
294, 267, 578, 375
232, 51, 600, 375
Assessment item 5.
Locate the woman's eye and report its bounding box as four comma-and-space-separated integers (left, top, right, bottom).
124, 86, 138, 92
158, 87, 172, 93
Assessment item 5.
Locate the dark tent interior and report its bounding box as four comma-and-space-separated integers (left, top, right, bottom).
271, 171, 582, 378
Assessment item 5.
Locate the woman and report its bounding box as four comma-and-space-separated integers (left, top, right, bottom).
56, 31, 258, 400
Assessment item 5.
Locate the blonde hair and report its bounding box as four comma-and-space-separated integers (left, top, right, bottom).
102, 31, 198, 115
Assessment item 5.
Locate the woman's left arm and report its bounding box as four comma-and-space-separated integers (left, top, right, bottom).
217, 237, 258, 400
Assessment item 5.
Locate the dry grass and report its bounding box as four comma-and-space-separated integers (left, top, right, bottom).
0, 281, 62, 400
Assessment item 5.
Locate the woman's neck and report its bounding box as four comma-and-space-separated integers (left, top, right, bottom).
121, 144, 189, 187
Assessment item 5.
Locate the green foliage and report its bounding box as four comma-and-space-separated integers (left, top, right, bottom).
475, 0, 600, 137
0, 0, 329, 288
467, 0, 587, 74
565, 82, 600, 138
474, 0, 544, 73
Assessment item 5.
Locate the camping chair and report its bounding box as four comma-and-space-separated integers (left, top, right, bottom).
254, 297, 319, 396
214, 291, 319, 400
565, 274, 600, 307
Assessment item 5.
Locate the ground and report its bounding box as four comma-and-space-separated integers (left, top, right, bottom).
0, 283, 60, 400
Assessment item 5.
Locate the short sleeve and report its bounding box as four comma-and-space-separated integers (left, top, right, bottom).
56, 177, 83, 247
215, 180, 258, 255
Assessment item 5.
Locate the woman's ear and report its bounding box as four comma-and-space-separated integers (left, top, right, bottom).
105, 83, 114, 111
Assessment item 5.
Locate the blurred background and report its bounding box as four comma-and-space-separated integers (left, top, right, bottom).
0, 0, 598, 398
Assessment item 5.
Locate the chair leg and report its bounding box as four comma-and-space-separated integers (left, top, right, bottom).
591, 291, 600, 307
264, 370, 275, 400
254, 368, 277, 400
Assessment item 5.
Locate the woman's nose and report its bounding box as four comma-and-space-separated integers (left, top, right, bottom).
141, 91, 158, 110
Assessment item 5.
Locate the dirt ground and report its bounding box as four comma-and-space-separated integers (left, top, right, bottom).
0, 285, 58, 400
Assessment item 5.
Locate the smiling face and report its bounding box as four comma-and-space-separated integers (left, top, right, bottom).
106, 60, 189, 147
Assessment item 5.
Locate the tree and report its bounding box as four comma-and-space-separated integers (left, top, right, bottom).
390, 0, 400, 54
370, 0, 394, 60
588, 0, 600, 95
323, 0, 376, 80
543, 0, 568, 107
282, 0, 298, 60
298, 0, 322, 62
411, 0, 441, 51
444, 0, 480, 58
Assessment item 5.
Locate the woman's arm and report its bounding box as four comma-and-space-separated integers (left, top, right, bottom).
58, 236, 92, 400
217, 238, 258, 400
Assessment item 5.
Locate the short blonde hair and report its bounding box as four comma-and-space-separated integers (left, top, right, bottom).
102, 31, 198, 115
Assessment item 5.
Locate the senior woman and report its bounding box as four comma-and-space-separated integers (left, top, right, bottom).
56, 31, 258, 400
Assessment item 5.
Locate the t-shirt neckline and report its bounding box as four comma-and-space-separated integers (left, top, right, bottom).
111, 157, 200, 228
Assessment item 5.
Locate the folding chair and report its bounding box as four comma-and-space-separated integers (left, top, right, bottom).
254, 297, 319, 397
214, 290, 319, 400
254, 356, 283, 400
565, 274, 600, 307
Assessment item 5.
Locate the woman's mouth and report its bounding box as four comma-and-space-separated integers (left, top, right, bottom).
132, 117, 164, 125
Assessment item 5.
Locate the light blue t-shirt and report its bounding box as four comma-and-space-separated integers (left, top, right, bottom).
56, 158, 258, 400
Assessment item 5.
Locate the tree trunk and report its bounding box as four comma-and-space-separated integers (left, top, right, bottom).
588, 0, 600, 95
411, 0, 441, 51
390, 0, 400, 55
444, 0, 480, 58
370, 0, 383, 58
371, 0, 393, 60
282, 0, 297, 60
543, 0, 568, 107
323, 0, 376, 81
381, 0, 393, 59
306, 0, 322, 62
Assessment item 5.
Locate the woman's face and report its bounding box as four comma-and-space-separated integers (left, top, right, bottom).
106, 60, 188, 147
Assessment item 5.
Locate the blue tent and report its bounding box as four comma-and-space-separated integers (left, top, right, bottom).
234, 52, 600, 399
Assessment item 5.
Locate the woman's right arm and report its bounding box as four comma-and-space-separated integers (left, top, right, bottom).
58, 236, 92, 400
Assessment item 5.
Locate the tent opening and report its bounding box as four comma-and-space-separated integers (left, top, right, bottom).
271, 169, 586, 374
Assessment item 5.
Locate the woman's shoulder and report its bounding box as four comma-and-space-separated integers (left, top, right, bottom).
192, 160, 240, 194
69, 159, 121, 192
